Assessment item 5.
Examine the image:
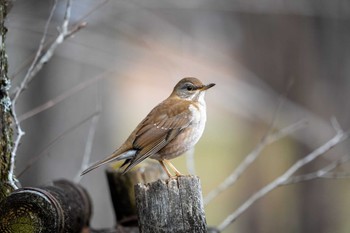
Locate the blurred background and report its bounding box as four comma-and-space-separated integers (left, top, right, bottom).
7, 0, 350, 232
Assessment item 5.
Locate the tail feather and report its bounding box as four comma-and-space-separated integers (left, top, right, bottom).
81, 150, 137, 176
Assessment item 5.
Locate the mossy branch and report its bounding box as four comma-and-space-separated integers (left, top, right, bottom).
0, 0, 17, 202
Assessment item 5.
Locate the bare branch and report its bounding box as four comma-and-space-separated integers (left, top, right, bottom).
9, 1, 59, 182
18, 70, 110, 122
320, 171, 350, 179
217, 124, 349, 231
17, 110, 100, 178
11, 0, 109, 82
204, 120, 306, 205
205, 83, 297, 205
330, 116, 342, 134
12, 0, 59, 105
10, 0, 87, 174
12, 0, 88, 103
282, 155, 350, 184
14, 1, 86, 95
64, 21, 87, 39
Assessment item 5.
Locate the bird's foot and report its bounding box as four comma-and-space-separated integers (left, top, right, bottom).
168, 173, 184, 179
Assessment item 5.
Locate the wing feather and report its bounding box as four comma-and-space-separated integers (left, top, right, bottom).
123, 99, 194, 172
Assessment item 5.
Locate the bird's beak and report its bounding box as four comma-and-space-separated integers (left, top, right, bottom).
201, 83, 215, 91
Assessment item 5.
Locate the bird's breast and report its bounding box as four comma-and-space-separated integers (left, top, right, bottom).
153, 102, 207, 160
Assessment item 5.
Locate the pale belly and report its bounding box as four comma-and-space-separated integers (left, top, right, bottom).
151, 104, 207, 161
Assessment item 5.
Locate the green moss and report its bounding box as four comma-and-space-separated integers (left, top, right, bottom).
9, 215, 39, 233
0, 207, 44, 233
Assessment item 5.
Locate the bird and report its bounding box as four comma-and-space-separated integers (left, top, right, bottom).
81, 77, 215, 177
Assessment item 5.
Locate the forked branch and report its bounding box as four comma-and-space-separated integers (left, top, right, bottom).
217, 119, 349, 231
204, 120, 306, 205
9, 0, 86, 183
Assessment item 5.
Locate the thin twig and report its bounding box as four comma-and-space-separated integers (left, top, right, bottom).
263, 79, 294, 137
9, 0, 59, 187
16, 1, 86, 91
75, 97, 102, 183
186, 148, 196, 175
18, 69, 111, 122
17, 110, 100, 178
10, 0, 86, 172
330, 116, 342, 134
320, 172, 350, 179
205, 83, 295, 205
217, 124, 348, 231
12, 0, 87, 101
12, 0, 63, 104
11, 0, 109, 82
204, 120, 306, 205
282, 155, 350, 184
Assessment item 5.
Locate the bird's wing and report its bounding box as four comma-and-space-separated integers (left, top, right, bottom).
122, 99, 194, 173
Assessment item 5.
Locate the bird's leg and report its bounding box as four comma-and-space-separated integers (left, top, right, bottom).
163, 159, 183, 177
159, 160, 173, 178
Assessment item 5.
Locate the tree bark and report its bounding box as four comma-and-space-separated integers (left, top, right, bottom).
135, 175, 207, 233
0, 0, 16, 202
106, 160, 167, 227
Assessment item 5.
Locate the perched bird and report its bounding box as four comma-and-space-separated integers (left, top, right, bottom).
81, 77, 215, 177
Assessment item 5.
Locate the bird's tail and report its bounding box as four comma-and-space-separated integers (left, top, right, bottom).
80, 150, 137, 176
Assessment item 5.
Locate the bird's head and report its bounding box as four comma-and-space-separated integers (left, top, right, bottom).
171, 77, 215, 102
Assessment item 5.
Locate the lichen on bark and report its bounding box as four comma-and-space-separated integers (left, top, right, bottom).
0, 0, 16, 201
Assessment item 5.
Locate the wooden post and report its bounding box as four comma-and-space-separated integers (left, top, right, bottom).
135, 175, 207, 233
106, 160, 167, 227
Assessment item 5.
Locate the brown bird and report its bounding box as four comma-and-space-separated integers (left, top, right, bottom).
81, 77, 215, 177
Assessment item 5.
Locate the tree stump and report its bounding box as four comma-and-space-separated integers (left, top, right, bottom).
106, 160, 167, 227
135, 175, 207, 233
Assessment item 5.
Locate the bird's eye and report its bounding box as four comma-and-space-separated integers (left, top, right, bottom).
185, 84, 194, 91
